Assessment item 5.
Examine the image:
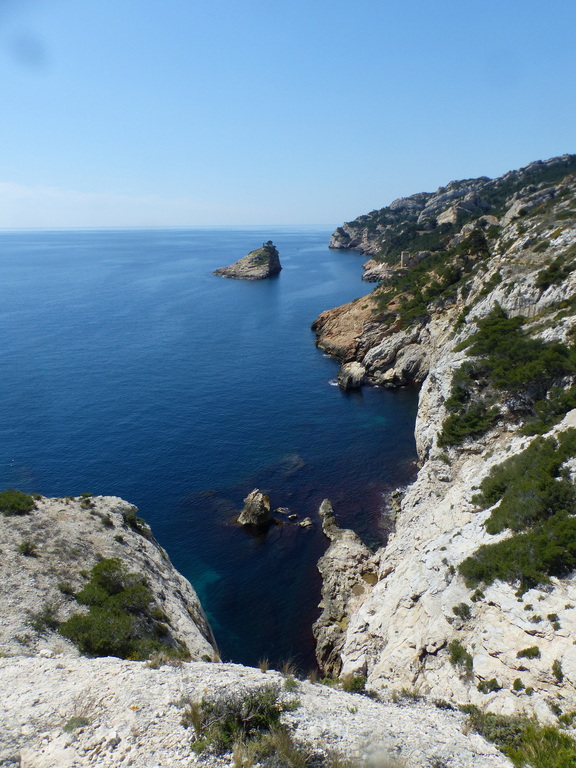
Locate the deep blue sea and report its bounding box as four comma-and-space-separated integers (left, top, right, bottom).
0, 227, 418, 670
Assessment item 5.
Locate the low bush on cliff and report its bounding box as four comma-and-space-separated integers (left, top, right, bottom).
536, 256, 575, 290
459, 429, 576, 591
461, 704, 576, 768
448, 640, 473, 677
182, 684, 302, 761
438, 307, 576, 446
59, 558, 187, 660
0, 488, 35, 515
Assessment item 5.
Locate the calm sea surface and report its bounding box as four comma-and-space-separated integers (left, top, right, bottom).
0, 227, 418, 670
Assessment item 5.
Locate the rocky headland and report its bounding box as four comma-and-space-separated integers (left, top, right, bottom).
214, 240, 282, 280
313, 154, 576, 729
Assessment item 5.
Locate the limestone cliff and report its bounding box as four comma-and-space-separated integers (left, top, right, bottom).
214, 240, 282, 280
314, 155, 576, 722
0, 494, 218, 661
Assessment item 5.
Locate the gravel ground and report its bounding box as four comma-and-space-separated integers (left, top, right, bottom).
1, 655, 512, 768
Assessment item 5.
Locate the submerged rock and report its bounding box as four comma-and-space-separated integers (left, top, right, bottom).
237, 488, 272, 527
214, 241, 281, 280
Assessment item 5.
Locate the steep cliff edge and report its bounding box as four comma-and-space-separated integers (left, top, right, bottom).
0, 494, 217, 661
0, 495, 512, 768
314, 155, 576, 722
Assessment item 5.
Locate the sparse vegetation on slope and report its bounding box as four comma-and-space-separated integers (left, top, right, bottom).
438, 306, 576, 446
459, 429, 576, 591
59, 557, 189, 660
461, 704, 576, 768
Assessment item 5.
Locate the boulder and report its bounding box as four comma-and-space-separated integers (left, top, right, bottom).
362, 259, 391, 282
337, 362, 365, 391
237, 489, 272, 527
214, 241, 281, 280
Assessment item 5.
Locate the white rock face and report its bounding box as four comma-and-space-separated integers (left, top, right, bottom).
315, 185, 576, 719
0, 656, 512, 768
0, 495, 217, 660
338, 361, 366, 390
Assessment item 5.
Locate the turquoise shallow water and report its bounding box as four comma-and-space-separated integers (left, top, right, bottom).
0, 227, 418, 669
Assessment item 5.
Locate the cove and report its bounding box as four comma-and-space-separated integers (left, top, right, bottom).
0, 226, 418, 670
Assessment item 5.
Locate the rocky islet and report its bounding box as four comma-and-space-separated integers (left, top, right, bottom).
213, 240, 282, 280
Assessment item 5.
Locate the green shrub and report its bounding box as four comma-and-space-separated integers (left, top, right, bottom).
452, 602, 471, 620
477, 678, 501, 694
513, 678, 525, 691
283, 677, 299, 692
461, 704, 576, 767
341, 674, 366, 694
182, 685, 290, 754
533, 240, 551, 253
552, 659, 564, 683
121, 506, 150, 538
18, 540, 38, 557
448, 640, 473, 676
0, 488, 35, 516
59, 558, 185, 660
63, 716, 90, 732
517, 646, 540, 660
536, 256, 574, 289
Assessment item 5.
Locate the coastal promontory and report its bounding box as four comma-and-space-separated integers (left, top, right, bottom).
214, 240, 282, 280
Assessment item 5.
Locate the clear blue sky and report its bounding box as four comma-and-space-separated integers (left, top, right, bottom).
0, 0, 574, 228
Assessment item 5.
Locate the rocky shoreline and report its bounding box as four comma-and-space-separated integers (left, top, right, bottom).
311, 154, 576, 722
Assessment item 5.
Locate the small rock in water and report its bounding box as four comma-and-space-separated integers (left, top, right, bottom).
213, 241, 281, 280
237, 489, 272, 527
299, 517, 313, 528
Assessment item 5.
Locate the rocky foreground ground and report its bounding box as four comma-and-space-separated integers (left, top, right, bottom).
1, 656, 510, 768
